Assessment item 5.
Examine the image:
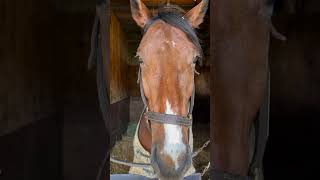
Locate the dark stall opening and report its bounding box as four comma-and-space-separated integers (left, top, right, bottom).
264, 1, 320, 179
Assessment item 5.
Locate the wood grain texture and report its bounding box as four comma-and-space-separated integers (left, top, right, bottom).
111, 0, 201, 6
109, 11, 129, 104
0, 0, 56, 135
142, 0, 201, 5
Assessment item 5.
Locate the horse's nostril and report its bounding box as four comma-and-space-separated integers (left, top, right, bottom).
151, 144, 192, 179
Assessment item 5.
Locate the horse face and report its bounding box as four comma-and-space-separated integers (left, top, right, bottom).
130, 0, 208, 179
140, 22, 194, 179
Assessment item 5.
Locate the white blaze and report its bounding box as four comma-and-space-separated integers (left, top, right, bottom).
163, 100, 185, 169
172, 41, 176, 48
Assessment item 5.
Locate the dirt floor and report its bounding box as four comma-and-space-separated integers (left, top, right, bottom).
110, 122, 210, 180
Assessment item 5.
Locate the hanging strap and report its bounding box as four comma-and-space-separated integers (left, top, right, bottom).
88, 2, 111, 180
138, 67, 149, 108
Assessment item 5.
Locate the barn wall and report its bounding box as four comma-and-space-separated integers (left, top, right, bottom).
53, 12, 98, 106
0, 0, 62, 179
53, 9, 113, 179
142, 0, 202, 5
0, 0, 58, 136
109, 11, 129, 104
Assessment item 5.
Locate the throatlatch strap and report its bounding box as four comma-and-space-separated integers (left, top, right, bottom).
145, 111, 192, 127
189, 84, 195, 115
138, 66, 149, 108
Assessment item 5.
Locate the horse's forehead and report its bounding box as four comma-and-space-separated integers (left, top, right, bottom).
138, 21, 196, 59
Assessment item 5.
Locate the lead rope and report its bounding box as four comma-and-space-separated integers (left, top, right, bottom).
201, 162, 211, 177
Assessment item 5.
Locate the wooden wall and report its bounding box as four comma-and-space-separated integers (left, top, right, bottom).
0, 0, 57, 136
142, 0, 201, 5
0, 0, 62, 179
109, 12, 129, 104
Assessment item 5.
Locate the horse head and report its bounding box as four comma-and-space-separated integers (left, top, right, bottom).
130, 0, 208, 179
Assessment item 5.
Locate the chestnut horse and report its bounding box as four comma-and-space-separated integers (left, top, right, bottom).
128, 0, 208, 179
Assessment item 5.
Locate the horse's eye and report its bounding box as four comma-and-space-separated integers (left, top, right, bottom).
139, 59, 143, 64
136, 56, 143, 64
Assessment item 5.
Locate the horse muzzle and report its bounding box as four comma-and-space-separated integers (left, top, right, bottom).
150, 143, 192, 180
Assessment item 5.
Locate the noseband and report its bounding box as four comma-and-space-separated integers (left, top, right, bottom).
137, 66, 195, 128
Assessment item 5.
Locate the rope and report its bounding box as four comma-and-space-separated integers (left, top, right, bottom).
201, 162, 210, 177
110, 157, 151, 168
192, 140, 210, 158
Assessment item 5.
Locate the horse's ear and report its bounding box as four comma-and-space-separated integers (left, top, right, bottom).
184, 0, 209, 28
130, 0, 151, 28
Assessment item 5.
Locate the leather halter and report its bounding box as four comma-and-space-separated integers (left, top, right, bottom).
137, 66, 195, 128
137, 9, 201, 127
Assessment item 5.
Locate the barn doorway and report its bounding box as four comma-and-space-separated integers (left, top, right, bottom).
108, 0, 210, 179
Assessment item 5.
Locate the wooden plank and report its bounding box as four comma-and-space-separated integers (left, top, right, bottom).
1, 0, 56, 136
111, 0, 201, 6
109, 11, 129, 104
143, 0, 201, 5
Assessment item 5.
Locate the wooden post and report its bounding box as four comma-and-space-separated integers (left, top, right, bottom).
109, 11, 129, 104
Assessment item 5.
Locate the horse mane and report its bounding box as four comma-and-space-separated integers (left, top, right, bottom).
143, 5, 204, 63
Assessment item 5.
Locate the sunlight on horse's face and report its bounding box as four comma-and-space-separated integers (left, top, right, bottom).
130, 0, 208, 179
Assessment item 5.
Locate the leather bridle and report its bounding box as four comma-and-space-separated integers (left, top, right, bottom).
136, 8, 203, 131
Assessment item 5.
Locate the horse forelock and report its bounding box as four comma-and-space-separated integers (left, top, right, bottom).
143, 5, 203, 63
